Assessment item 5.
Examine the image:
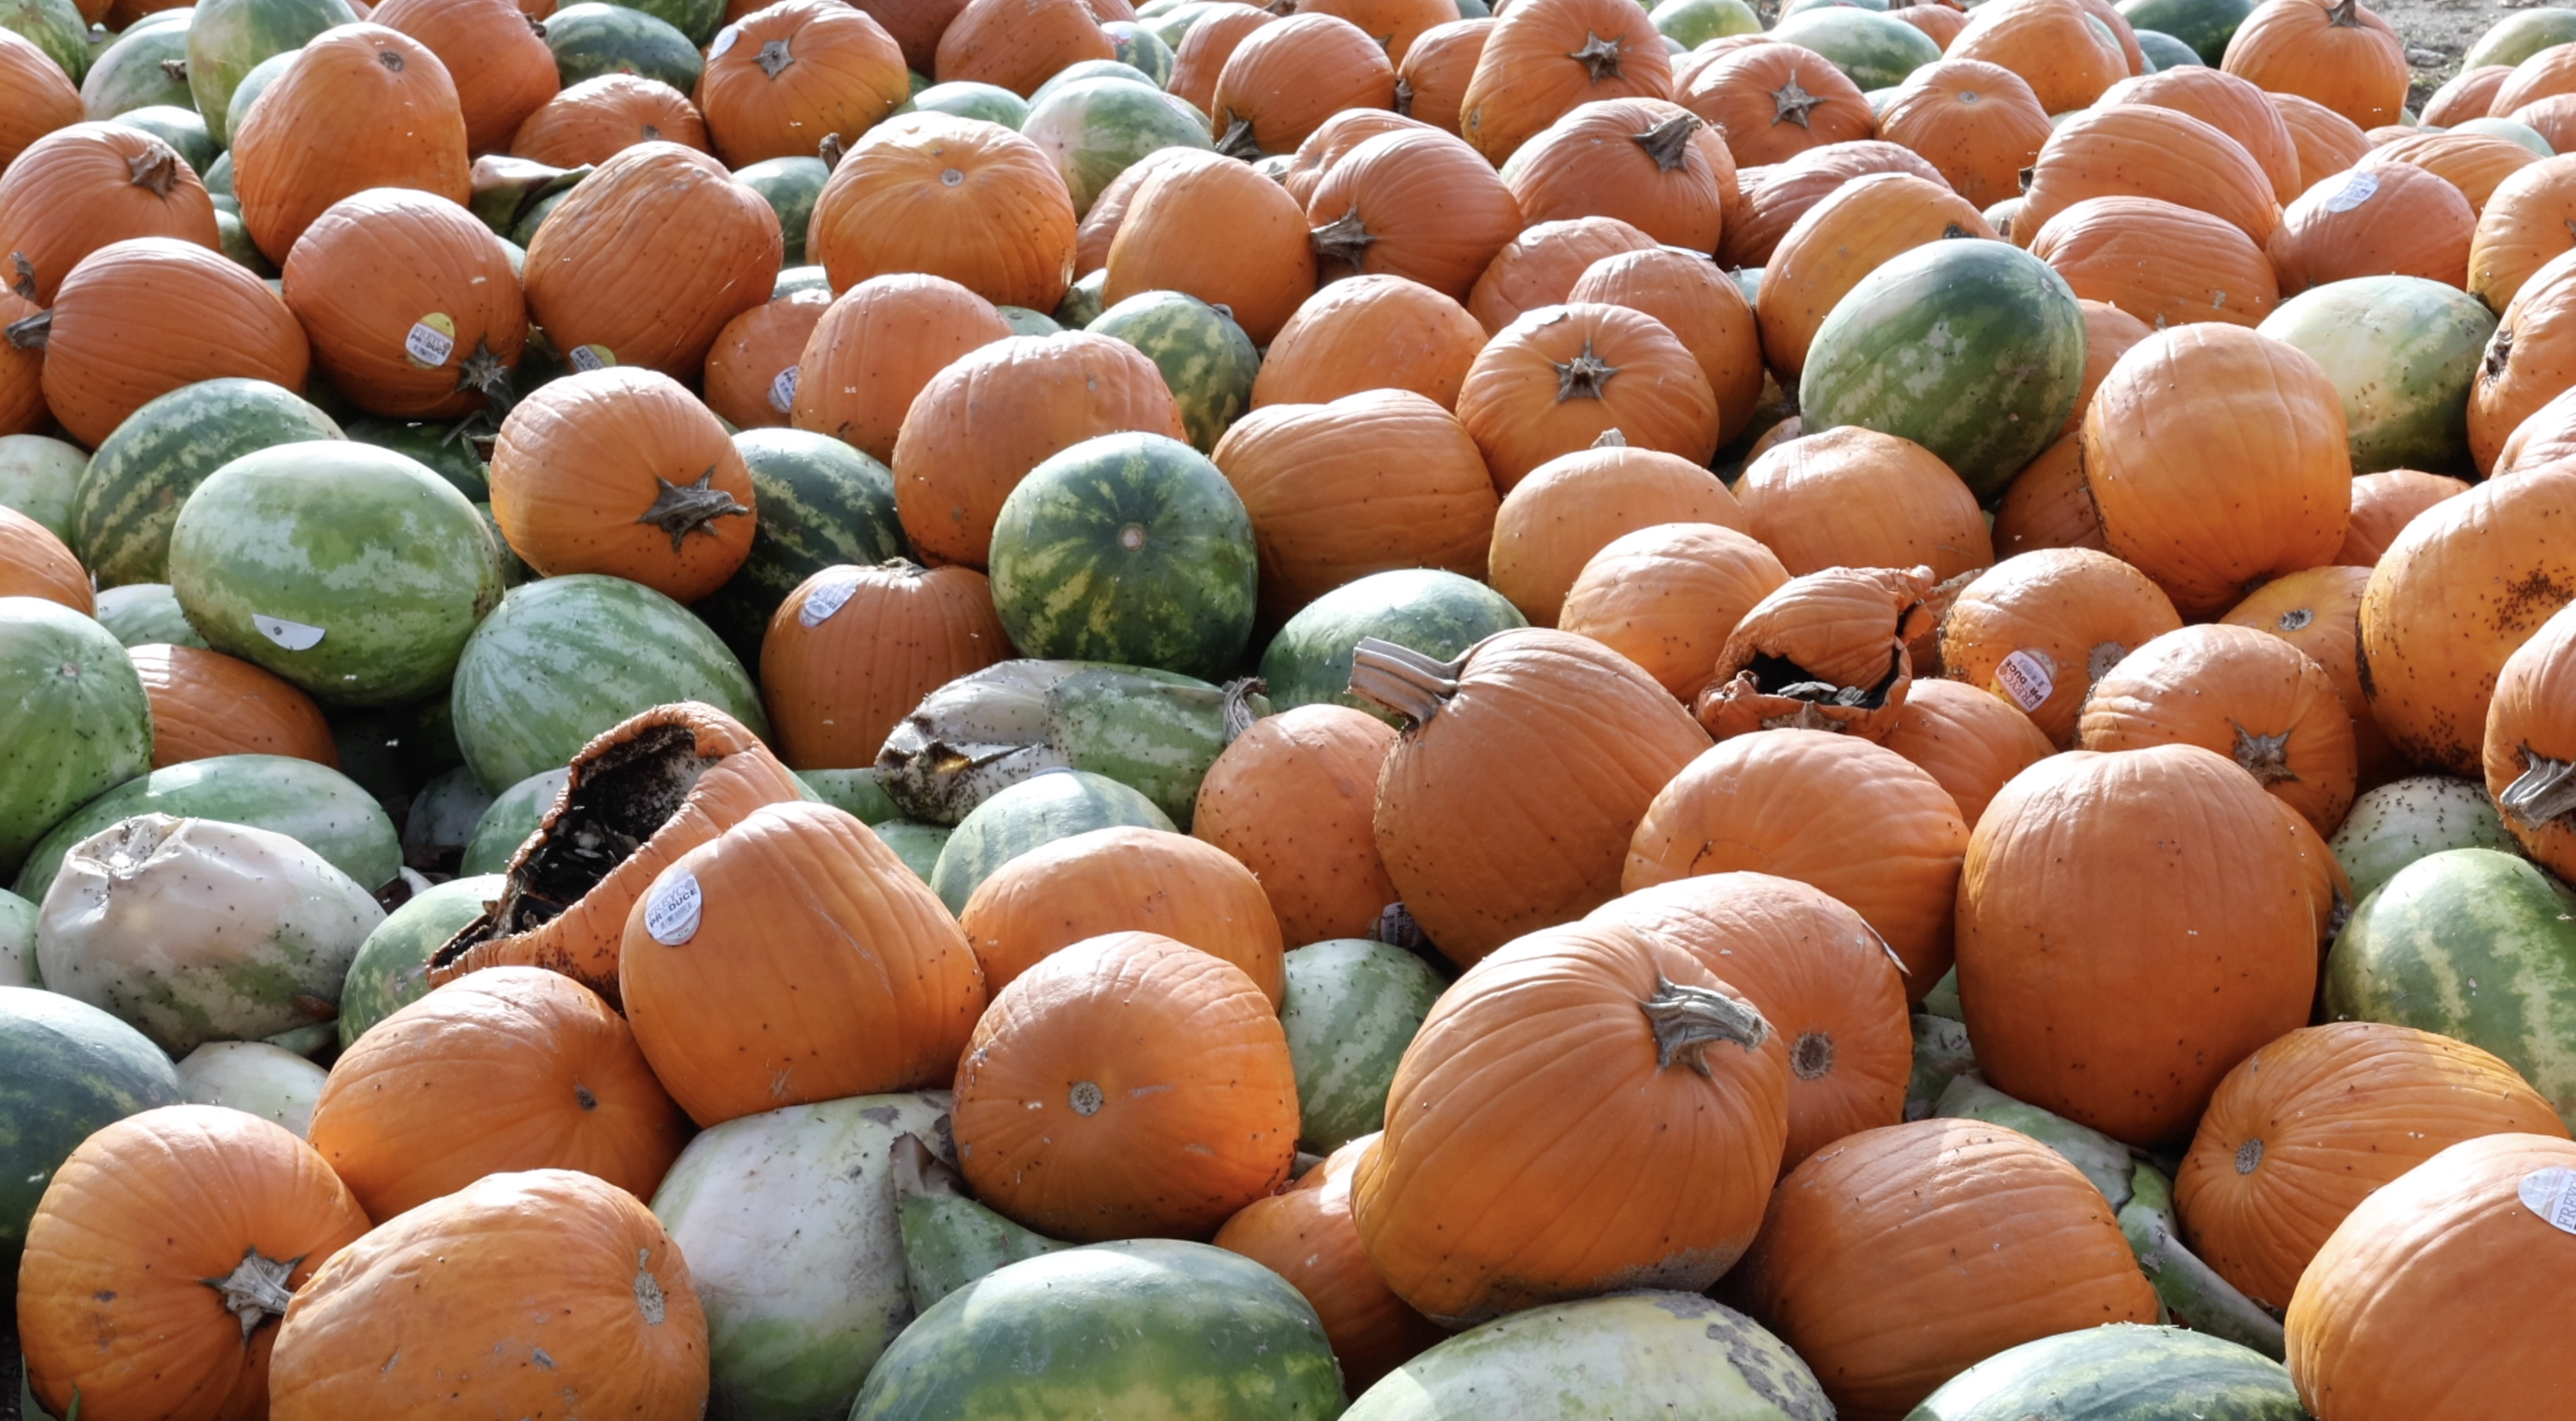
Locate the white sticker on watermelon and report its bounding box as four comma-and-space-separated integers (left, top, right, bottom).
799, 569, 860, 626
1995, 648, 2053, 712
2520, 1166, 2576, 1236
770, 365, 799, 415
253, 615, 325, 651
643, 870, 702, 946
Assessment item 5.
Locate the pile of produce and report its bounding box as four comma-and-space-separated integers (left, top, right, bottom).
5, 0, 2576, 1412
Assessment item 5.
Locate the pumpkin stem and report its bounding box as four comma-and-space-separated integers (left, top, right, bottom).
1553, 339, 1619, 401
455, 337, 516, 417
529, 14, 546, 34
8, 251, 32, 301
2017, 164, 2035, 194
376, 45, 406, 71
2324, 0, 2361, 25
1347, 636, 1461, 726
1392, 77, 1414, 116
635, 466, 751, 552
1640, 975, 1769, 1077
1630, 111, 1704, 173
1217, 114, 1265, 160
1375, 900, 1425, 949
756, 36, 794, 77
127, 142, 181, 197
2502, 748, 2576, 827
1220, 676, 1266, 743
818, 133, 845, 171
1566, 29, 1625, 82
1309, 208, 1376, 269
1592, 426, 1628, 448
1772, 71, 1824, 128
4, 308, 48, 351
158, 56, 187, 82
202, 1246, 304, 1339
2230, 723, 2298, 785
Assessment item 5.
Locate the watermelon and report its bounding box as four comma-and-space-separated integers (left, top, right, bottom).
989, 432, 1259, 680
2451, 116, 2555, 154
1800, 239, 2087, 500
874, 820, 951, 885
2462, 5, 2576, 68
1906, 1011, 1977, 1120
1345, 1292, 1828, 1420
449, 574, 768, 791
1769, 8, 1939, 90
2117, 0, 2248, 64
81, 17, 195, 116
73, 378, 345, 589
734, 155, 829, 268
1781, 0, 1887, 10
799, 767, 900, 823
175, 1039, 326, 1137
851, 1239, 1344, 1421
1088, 291, 1259, 454
344, 416, 492, 501
1905, 1325, 2304, 1420
2255, 276, 2493, 475
0, 599, 155, 879
1141, 0, 1225, 49
1261, 569, 1528, 723
184, 0, 353, 144
1651, 0, 1761, 47
928, 767, 1174, 913
0, 985, 185, 1267
110, 102, 214, 171
218, 42, 292, 142
0, 0, 89, 82
0, 434, 86, 544
167, 442, 503, 706
13, 753, 403, 901
2117, 1159, 2288, 1357
1019, 77, 1215, 218
1056, 268, 1108, 327
1103, 20, 1175, 85
894, 1133, 1071, 1311
543, 2, 703, 90
1935, 1070, 2133, 1202
338, 873, 502, 1049
625, 0, 720, 45
214, 208, 275, 275
2133, 28, 2202, 69
204, 150, 236, 202
0, 887, 34, 988
1045, 663, 1260, 828
1280, 939, 1445, 1154
693, 428, 908, 667
999, 305, 1062, 337
457, 767, 567, 875
775, 264, 833, 300
904, 79, 1029, 127
403, 764, 494, 871
2326, 847, 2576, 1129
2327, 775, 2516, 908
92, 584, 207, 649
651, 1090, 953, 1421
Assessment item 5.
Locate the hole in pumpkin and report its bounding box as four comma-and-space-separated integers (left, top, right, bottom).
1738, 646, 1906, 710
2236, 1138, 2264, 1175
1068, 1081, 1105, 1115
1789, 1030, 1834, 1081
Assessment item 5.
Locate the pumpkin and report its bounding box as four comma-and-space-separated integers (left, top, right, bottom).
2053, 299, 2153, 439
17, 1105, 371, 1421
131, 642, 337, 768
2360, 131, 2538, 215
0, 506, 87, 611
1486, 440, 1747, 625
890, 332, 1186, 568
2100, 65, 2300, 202
2468, 154, 2576, 314
1691, 565, 1940, 743
280, 187, 525, 420
1299, 0, 1452, 65
266, 1168, 709, 1419
1946, 0, 2128, 114
0, 121, 217, 308
2216, 563, 2395, 788
1564, 247, 1762, 444
1352, 630, 1708, 965
2222, 0, 2409, 130
2501, 382, 2576, 473
523, 141, 782, 377
1938, 547, 2184, 748
1214, 1134, 1446, 1391
1726, 1119, 2161, 1421
1991, 433, 2108, 556
1305, 127, 1521, 304
1464, 214, 1658, 335
932, 0, 1113, 96
2358, 468, 2576, 775
1756, 173, 1997, 381
1455, 301, 1718, 487
510, 73, 709, 165
229, 25, 471, 263
790, 272, 1013, 464
0, 28, 80, 170
1279, 109, 1434, 208
371, 0, 557, 155
1395, 16, 1491, 133
1352, 919, 1789, 1325
1104, 147, 1312, 345
1210, 388, 1497, 624
1733, 431, 1988, 593
957, 824, 1282, 1003
1191, 704, 1398, 946
2424, 63, 2512, 125
2498, 45, 2576, 115
1891, 2, 1968, 47
2511, 94, 2576, 158
1458, 0, 1672, 164
1070, 146, 1202, 277
1500, 97, 1731, 255
1957, 744, 2324, 1145
0, 287, 40, 435
1250, 273, 1486, 411
1558, 521, 1787, 700
2018, 104, 2282, 254
1720, 140, 1946, 267
307, 965, 690, 1219
2486, 599, 2576, 879
696, 0, 907, 167
14, 236, 308, 449
1877, 677, 2053, 830
759, 560, 1009, 770
703, 287, 829, 431
2078, 624, 2358, 833
1678, 42, 1871, 169
428, 702, 807, 1003
809, 114, 1075, 313
2338, 468, 2471, 565
2473, 250, 2576, 474
2029, 195, 2281, 328
1212, 12, 1394, 158
1167, 3, 1274, 118
951, 931, 1298, 1240
2271, 88, 2375, 193
2270, 162, 2474, 295
1875, 59, 2053, 210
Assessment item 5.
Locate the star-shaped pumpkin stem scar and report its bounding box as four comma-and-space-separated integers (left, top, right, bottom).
636, 467, 750, 552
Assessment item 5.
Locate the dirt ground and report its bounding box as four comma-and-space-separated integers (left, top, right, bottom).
2381, 0, 2541, 109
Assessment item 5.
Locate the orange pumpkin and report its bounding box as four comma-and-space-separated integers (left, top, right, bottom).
2471, 248, 2576, 472
22, 237, 309, 448
1251, 274, 1486, 411
229, 25, 473, 263
790, 272, 1014, 463
1457, 0, 1672, 164
281, 188, 526, 420
2078, 624, 2357, 833
1877, 677, 2053, 830
1279, 109, 1435, 208
2359, 130, 2539, 215
2271, 160, 2474, 293
2493, 44, 2576, 115
510, 74, 709, 166
696, 0, 908, 167
1214, 1135, 1447, 1390
2101, 64, 2303, 202
1072, 147, 1206, 277
1735, 425, 1992, 583
307, 965, 690, 1219
17, 1106, 372, 1421
759, 559, 1007, 769
1691, 564, 1941, 742
0, 506, 87, 611
1559, 521, 1787, 700
1875, 59, 2053, 210
0, 286, 41, 435
2270, 88, 2374, 193
703, 288, 830, 431
1487, 440, 1748, 625
2029, 195, 2281, 327
1464, 214, 1658, 334
1455, 301, 1718, 487
1501, 97, 1731, 254
2468, 153, 2576, 313
809, 114, 1075, 313
1679, 42, 1872, 169
0, 29, 80, 171
1306, 128, 1523, 304
2510, 93, 2576, 154
1352, 919, 1788, 1325
1212, 13, 1396, 158
1756, 173, 1997, 380
891, 332, 1187, 568
371, 0, 558, 155
1938, 547, 2185, 748
1192, 705, 1400, 946
1105, 147, 1316, 345
2223, 0, 2410, 131
1565, 247, 1762, 444
1395, 16, 1492, 134
1297, 0, 1453, 65
2423, 62, 2512, 125
2059, 299, 2152, 438
2216, 564, 2395, 787
932, 0, 1113, 95
1892, 1, 1968, 47
2017, 103, 2284, 253
1992, 432, 2108, 555
846, 0, 968, 71
0, 122, 219, 307
2501, 383, 2576, 473
957, 825, 1284, 1002
1168, 3, 1276, 118
2486, 599, 2576, 879
1946, 0, 2128, 114
2337, 468, 2470, 565
1721, 140, 1946, 267
132, 642, 338, 768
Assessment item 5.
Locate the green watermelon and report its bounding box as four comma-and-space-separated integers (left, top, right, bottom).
904, 79, 1029, 127
2461, 5, 2576, 68
693, 428, 908, 667
2117, 1160, 2288, 1356
652, 1090, 953, 1421
624, 0, 719, 45
214, 207, 274, 275
0, 0, 89, 82
185, 0, 352, 144
92, 583, 207, 648
344, 416, 492, 501
109, 102, 213, 171
734, 155, 829, 268
2118, 0, 2248, 64
1935, 1070, 2134, 1202
1780, 0, 1886, 12
0, 599, 155, 879
1046, 664, 1260, 830
459, 767, 567, 875
0, 886, 34, 988
874, 820, 951, 885
989, 432, 1259, 680
1769, 8, 1939, 90
1904, 1325, 2303, 1420
73, 378, 344, 589
1651, 0, 1761, 47
80, 17, 195, 116
449, 574, 768, 791
1027, 58, 1158, 106
402, 764, 492, 871
1345, 1292, 1827, 1420
168, 442, 504, 706
1280, 939, 1445, 1154
338, 873, 502, 1049
1056, 268, 1108, 328
12, 753, 403, 901
2255, 276, 2493, 475
894, 1133, 1070, 1311
1019, 76, 1214, 218
174, 1039, 327, 1135
204, 149, 235, 200
1102, 20, 1174, 85
2326, 847, 2576, 1129
543, 3, 703, 91
774, 264, 833, 300
2133, 28, 2202, 69
1140, 0, 1224, 49
851, 1239, 1344, 1421
1087, 291, 1258, 455
218, 42, 291, 139
1261, 569, 1527, 723
928, 767, 1174, 913
1800, 239, 2086, 500
2327, 775, 2516, 908
800, 767, 901, 823
0, 985, 186, 1267
0, 434, 86, 543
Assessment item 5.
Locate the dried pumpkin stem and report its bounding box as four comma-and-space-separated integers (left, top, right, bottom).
455, 338, 516, 417
1591, 426, 1628, 448
127, 144, 180, 196
635, 467, 751, 551
1347, 637, 1461, 726
1630, 112, 1704, 173
8, 251, 33, 302
1310, 208, 1376, 267
818, 133, 845, 170
1392, 77, 1415, 116
203, 1246, 303, 1339
1566, 30, 1625, 81
2503, 748, 2576, 827
1217, 115, 1265, 161
1640, 975, 1770, 1077
4, 308, 49, 351
1220, 676, 1267, 743
1554, 340, 1619, 401
756, 37, 794, 77
2231, 723, 2298, 785
1772, 72, 1823, 128
2325, 0, 2361, 25
158, 57, 188, 82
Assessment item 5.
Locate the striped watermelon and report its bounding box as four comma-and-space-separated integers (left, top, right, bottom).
344, 416, 492, 501
988, 433, 1259, 681
1056, 269, 1108, 328
800, 767, 901, 823
1027, 59, 1161, 108
168, 442, 505, 706
205, 148, 237, 201
458, 767, 568, 875
1048, 664, 1260, 829
0, 0, 90, 84
629, 0, 721, 45
734, 156, 829, 268
895, 1136, 1071, 1310
1279, 939, 1446, 1154
543, 2, 703, 90
1088, 291, 1259, 455
2327, 847, 2576, 1129
2134, 28, 2203, 69
0, 986, 185, 1267
81, 19, 195, 117
2117, 0, 2249, 64
927, 767, 1174, 914
1799, 239, 2086, 500
1019, 77, 1215, 218
1345, 1293, 1825, 1419
219, 46, 293, 147
0, 435, 86, 544
1103, 21, 1175, 85
1261, 569, 1527, 723
73, 378, 344, 589
1908, 1325, 2304, 1419
94, 585, 209, 648
0, 599, 155, 880
1769, 8, 1941, 90
338, 873, 503, 1049
0, 888, 31, 987
875, 820, 951, 886
448, 573, 768, 791
694, 428, 908, 667
1650, 0, 1762, 47
1140, 0, 1226, 50
2256, 276, 2493, 475
904, 80, 1030, 127
2327, 775, 2516, 908
110, 104, 214, 172
12, 753, 404, 902
184, 0, 355, 144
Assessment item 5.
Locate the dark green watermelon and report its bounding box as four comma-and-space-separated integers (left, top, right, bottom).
1056, 269, 1108, 328
92, 584, 208, 650
625, 0, 719, 45
337, 873, 504, 1049
458, 766, 568, 875
1904, 1325, 2305, 1419
0, 599, 155, 878
73, 378, 344, 589
0, 0, 90, 83
694, 427, 909, 667
903, 79, 1029, 127
1765, 8, 1940, 90
928, 768, 1173, 913
734, 156, 829, 268
0, 986, 185, 1269
2133, 28, 2204, 68
185, 0, 352, 145
1260, 569, 1526, 723
79, 17, 194, 117
544, 3, 703, 91
108, 103, 214, 172
2117, 0, 2251, 65
344, 416, 494, 501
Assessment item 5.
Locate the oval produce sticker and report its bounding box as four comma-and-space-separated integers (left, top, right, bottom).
643, 870, 703, 946
1994, 648, 2053, 713
2521, 1166, 2576, 1237
253, 615, 325, 651
770, 364, 799, 415
799, 568, 861, 627
405, 313, 456, 369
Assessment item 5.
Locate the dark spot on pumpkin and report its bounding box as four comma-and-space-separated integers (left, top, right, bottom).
575, 1083, 598, 1110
